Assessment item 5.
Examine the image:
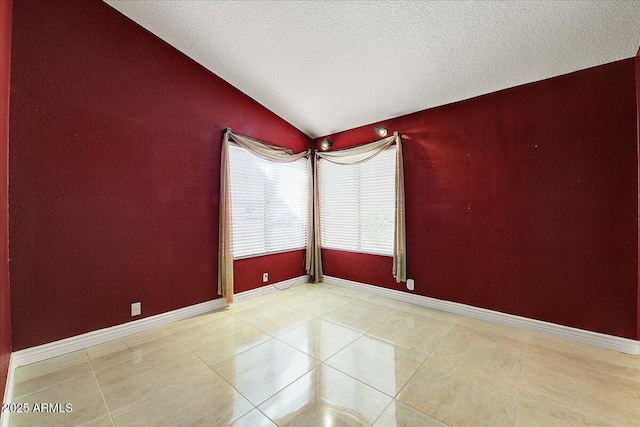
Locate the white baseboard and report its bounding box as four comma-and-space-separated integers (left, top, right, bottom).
11, 299, 226, 369
322, 275, 640, 355
1, 354, 15, 427
10, 275, 310, 369
234, 275, 310, 303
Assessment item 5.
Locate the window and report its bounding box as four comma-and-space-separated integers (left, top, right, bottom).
228, 144, 308, 259
318, 147, 396, 256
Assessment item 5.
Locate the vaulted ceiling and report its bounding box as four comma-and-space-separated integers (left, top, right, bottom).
104, 1, 640, 138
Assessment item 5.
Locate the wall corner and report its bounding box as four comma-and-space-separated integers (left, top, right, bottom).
636, 47, 640, 340
0, 0, 12, 405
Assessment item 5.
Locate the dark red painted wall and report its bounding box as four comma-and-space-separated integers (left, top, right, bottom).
636, 48, 640, 341
234, 250, 307, 294
0, 0, 11, 404
318, 59, 639, 340
9, 0, 309, 351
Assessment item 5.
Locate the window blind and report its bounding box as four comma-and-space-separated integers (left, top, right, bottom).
228, 144, 308, 259
318, 147, 396, 256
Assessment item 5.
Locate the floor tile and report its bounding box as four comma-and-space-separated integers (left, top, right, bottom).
179, 320, 271, 366
12, 350, 93, 399
86, 340, 130, 371
259, 364, 392, 427
397, 357, 519, 427
120, 327, 173, 346
10, 284, 640, 427
224, 292, 279, 314
94, 342, 208, 412
88, 330, 181, 371
521, 351, 640, 426
527, 332, 640, 380
78, 415, 115, 426
279, 291, 355, 316
231, 304, 314, 336
429, 324, 526, 386
325, 335, 426, 396
110, 369, 253, 426
372, 400, 449, 427
165, 311, 237, 339
325, 286, 368, 299
276, 318, 362, 361
367, 312, 453, 355
277, 284, 325, 298
515, 392, 615, 427
9, 374, 109, 427
293, 283, 335, 292
213, 338, 319, 405
361, 294, 461, 323
321, 299, 395, 333
456, 317, 529, 344
229, 409, 277, 427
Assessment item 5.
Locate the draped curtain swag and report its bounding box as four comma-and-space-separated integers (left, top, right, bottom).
219, 129, 406, 303
314, 131, 407, 283
218, 129, 312, 303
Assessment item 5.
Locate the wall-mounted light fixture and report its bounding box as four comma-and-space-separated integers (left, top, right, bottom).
374, 125, 387, 137
321, 138, 333, 151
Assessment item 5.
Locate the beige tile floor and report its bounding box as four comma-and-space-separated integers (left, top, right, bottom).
7, 282, 640, 426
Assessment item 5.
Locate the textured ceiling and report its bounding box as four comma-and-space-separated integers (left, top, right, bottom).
103, 1, 640, 138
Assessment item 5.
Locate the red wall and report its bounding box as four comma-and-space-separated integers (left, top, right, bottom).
0, 0, 11, 404
318, 59, 639, 340
9, 0, 309, 351
636, 48, 640, 341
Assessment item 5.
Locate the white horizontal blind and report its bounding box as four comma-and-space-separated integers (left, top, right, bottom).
319, 147, 396, 256
228, 144, 307, 259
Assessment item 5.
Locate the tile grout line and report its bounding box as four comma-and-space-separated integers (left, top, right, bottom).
512, 331, 531, 427
8, 351, 101, 408
251, 406, 278, 426
164, 317, 269, 368
318, 357, 398, 401
86, 350, 116, 427
393, 316, 456, 399
385, 318, 457, 426
369, 398, 393, 426
515, 340, 634, 427
258, 337, 323, 395
163, 322, 262, 423
26, 283, 634, 426
199, 332, 320, 420
187, 336, 263, 425
116, 330, 255, 425
320, 335, 414, 401
315, 290, 460, 407
85, 327, 175, 373
92, 329, 211, 419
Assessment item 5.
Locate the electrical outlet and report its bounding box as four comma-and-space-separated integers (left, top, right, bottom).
262, 272, 268, 283
406, 279, 415, 291
131, 302, 141, 316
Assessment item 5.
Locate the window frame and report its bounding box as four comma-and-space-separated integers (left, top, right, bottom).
227, 142, 308, 260
318, 146, 396, 257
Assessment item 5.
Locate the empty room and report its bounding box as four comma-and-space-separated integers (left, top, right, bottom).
1, 0, 639, 426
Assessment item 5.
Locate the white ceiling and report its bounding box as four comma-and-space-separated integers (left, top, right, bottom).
104, 1, 640, 138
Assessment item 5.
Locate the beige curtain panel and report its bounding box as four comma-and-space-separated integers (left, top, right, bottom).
305, 155, 320, 281
315, 131, 407, 283
218, 129, 312, 303
307, 154, 323, 282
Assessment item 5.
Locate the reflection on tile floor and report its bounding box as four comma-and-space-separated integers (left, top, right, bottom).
7, 282, 640, 426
